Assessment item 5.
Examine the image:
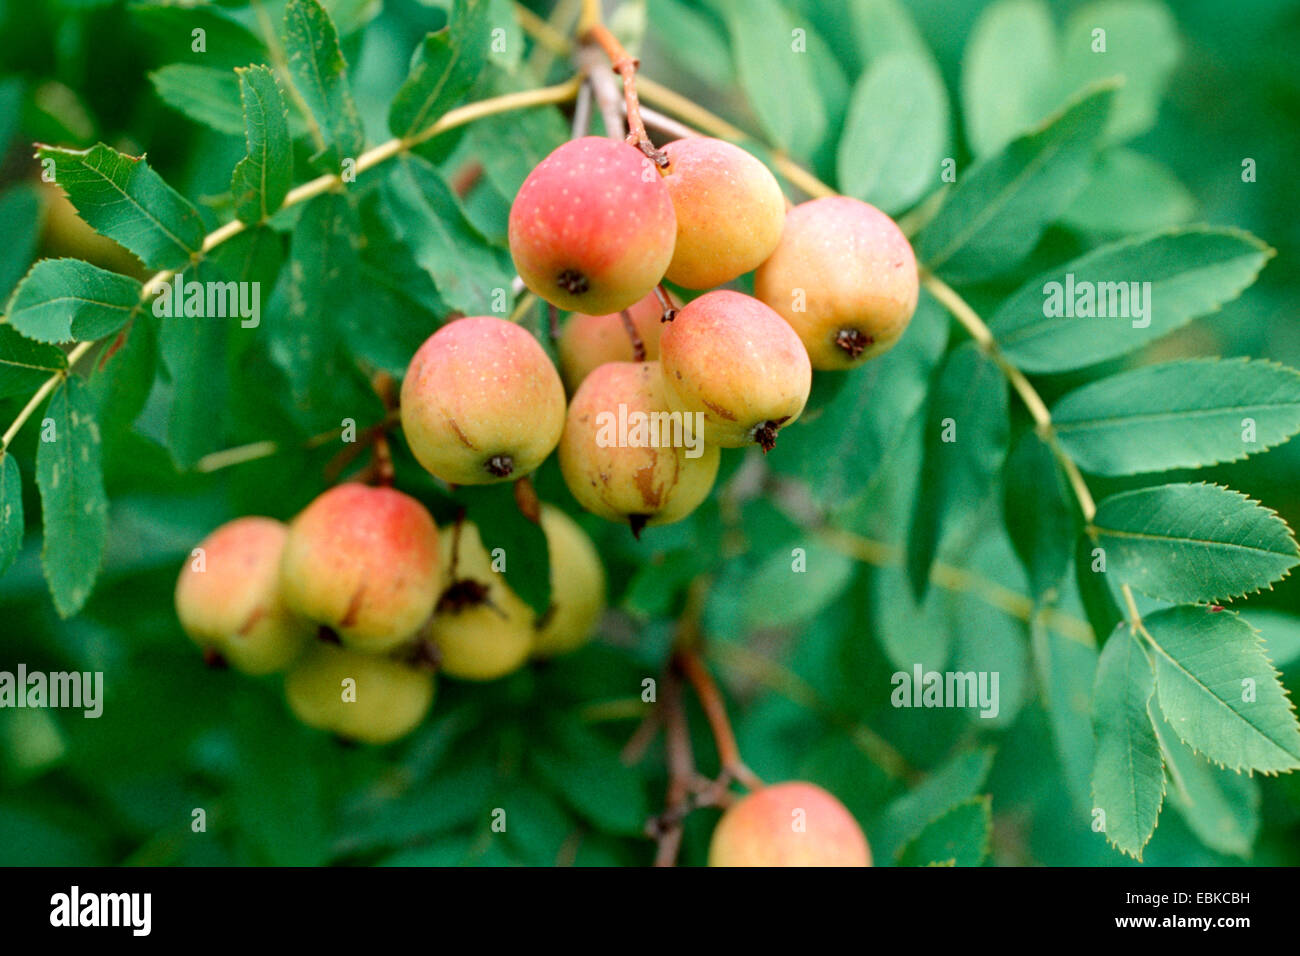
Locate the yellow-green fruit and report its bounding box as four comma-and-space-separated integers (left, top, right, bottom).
557, 290, 671, 393
659, 290, 811, 451
401, 316, 567, 485
558, 361, 720, 536
429, 521, 534, 681
280, 484, 441, 653
754, 197, 918, 370
531, 505, 606, 657
708, 781, 872, 867
661, 137, 786, 289
285, 642, 435, 745
174, 517, 312, 675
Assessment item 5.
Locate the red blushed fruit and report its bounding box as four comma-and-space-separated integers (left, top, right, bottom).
754, 197, 918, 370
707, 781, 872, 867
401, 316, 566, 485
508, 136, 677, 315
659, 290, 811, 450
280, 484, 440, 653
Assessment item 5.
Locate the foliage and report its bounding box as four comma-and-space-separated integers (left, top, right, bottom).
0, 0, 1298, 868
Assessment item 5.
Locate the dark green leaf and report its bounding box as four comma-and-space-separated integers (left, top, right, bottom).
1060, 148, 1194, 235
908, 344, 1009, 598
0, 325, 67, 399
1003, 429, 1075, 601
917, 84, 1114, 283
0, 185, 44, 299
837, 50, 949, 214
35, 144, 205, 271
283, 0, 365, 167
1091, 483, 1299, 604
232, 65, 293, 224
149, 64, 245, 135
35, 377, 108, 616
991, 228, 1273, 374
1075, 533, 1124, 644
1152, 706, 1260, 857
872, 747, 994, 862
1147, 605, 1300, 773
378, 155, 512, 316
897, 796, 992, 866
1055, 0, 1181, 143
961, 0, 1058, 156
5, 258, 141, 343
388, 0, 491, 139
1053, 359, 1300, 476
0, 453, 22, 576
1091, 627, 1164, 859
719, 0, 827, 161
1032, 617, 1098, 814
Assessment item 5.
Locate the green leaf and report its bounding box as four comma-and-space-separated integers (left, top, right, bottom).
149, 64, 245, 136
741, 540, 854, 630
769, 292, 947, 514
531, 721, 649, 836
0, 453, 22, 577
872, 747, 994, 862
1033, 618, 1098, 814
1152, 707, 1260, 857
1146, 605, 1300, 773
961, 0, 1058, 156
1091, 483, 1299, 604
916, 84, 1114, 283
0, 185, 44, 299
129, 1, 268, 72
1075, 533, 1124, 644
719, 0, 826, 161
263, 193, 369, 434
283, 0, 365, 167
897, 796, 992, 866
1053, 359, 1300, 476
1060, 148, 1194, 235
35, 377, 108, 617
1056, 0, 1181, 143
1242, 610, 1300, 669
5, 259, 141, 344
378, 156, 512, 316
232, 66, 293, 224
0, 325, 67, 399
460, 483, 551, 618
837, 50, 949, 214
388, 0, 491, 139
908, 344, 1009, 599
35, 143, 205, 271
846, 0, 932, 67
991, 228, 1272, 374
1091, 627, 1164, 859
1003, 430, 1075, 601
88, 314, 158, 441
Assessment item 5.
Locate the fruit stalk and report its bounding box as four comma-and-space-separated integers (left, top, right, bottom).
581, 21, 666, 166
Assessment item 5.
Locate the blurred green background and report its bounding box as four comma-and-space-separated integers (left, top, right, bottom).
0, 0, 1297, 866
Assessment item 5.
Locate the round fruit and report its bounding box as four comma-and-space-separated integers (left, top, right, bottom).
508, 136, 677, 315
280, 484, 440, 653
429, 520, 534, 681
174, 517, 312, 674
754, 197, 918, 370
401, 316, 567, 485
660, 137, 786, 289
531, 505, 606, 657
659, 290, 811, 451
558, 361, 720, 536
557, 290, 672, 393
285, 642, 434, 744
708, 781, 872, 867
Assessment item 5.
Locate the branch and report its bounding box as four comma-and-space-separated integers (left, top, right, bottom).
0, 77, 583, 454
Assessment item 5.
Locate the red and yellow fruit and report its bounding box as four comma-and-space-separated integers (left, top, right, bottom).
708, 781, 872, 867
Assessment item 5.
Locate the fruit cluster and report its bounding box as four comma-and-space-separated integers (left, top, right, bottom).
397, 134, 920, 535
175, 483, 605, 744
